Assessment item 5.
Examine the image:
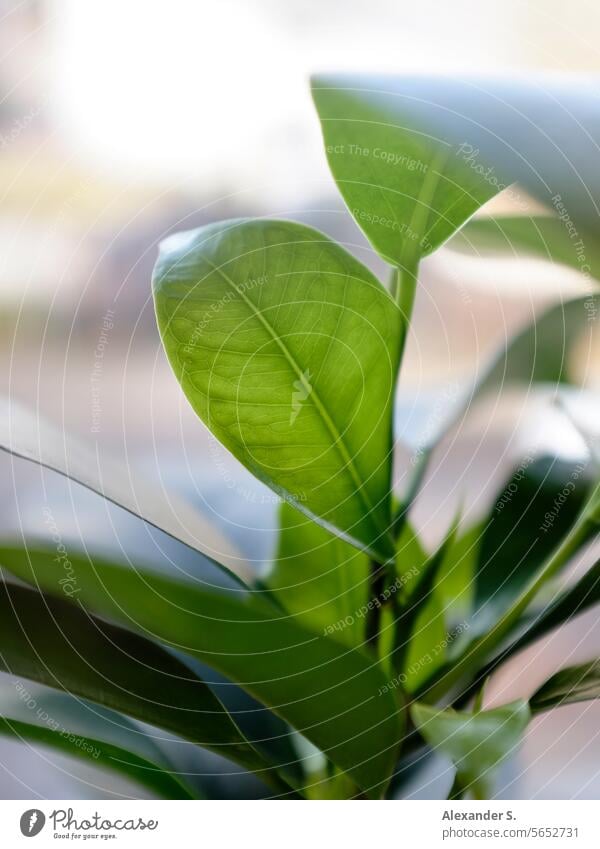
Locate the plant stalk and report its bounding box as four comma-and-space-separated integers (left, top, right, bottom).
394, 255, 419, 363
365, 559, 387, 650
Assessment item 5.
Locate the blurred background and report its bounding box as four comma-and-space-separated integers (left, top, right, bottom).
1, 0, 600, 800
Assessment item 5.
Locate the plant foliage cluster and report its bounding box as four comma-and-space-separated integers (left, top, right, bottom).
0, 75, 599, 799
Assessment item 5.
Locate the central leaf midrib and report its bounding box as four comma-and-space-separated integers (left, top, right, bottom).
205, 259, 388, 546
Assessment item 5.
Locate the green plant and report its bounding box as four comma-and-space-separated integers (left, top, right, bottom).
0, 74, 599, 800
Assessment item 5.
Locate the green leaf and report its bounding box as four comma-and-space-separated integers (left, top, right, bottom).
376, 522, 428, 671
394, 520, 429, 583
395, 519, 459, 692
0, 546, 404, 796
0, 715, 197, 799
418, 294, 599, 464
266, 501, 369, 649
152, 218, 400, 561
311, 76, 503, 266
452, 557, 600, 713
474, 456, 592, 623
510, 556, 600, 657
531, 660, 600, 712
450, 216, 600, 285
314, 74, 600, 240
0, 577, 281, 788
436, 521, 482, 623
411, 700, 530, 799
473, 297, 598, 394
0, 397, 250, 585
421, 482, 599, 703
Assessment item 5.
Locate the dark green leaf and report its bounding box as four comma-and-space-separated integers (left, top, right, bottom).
0, 577, 280, 787
420, 490, 598, 703
153, 218, 400, 561
0, 715, 196, 799
474, 456, 592, 623
0, 546, 404, 796
531, 659, 600, 712
411, 700, 530, 799
311, 76, 502, 265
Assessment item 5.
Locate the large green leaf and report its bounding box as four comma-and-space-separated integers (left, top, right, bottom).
153, 218, 400, 562
314, 74, 600, 242
450, 216, 600, 285
0, 577, 283, 787
531, 660, 600, 712
0, 546, 404, 796
0, 398, 249, 585
0, 715, 196, 799
311, 77, 502, 266
266, 502, 368, 649
411, 700, 530, 799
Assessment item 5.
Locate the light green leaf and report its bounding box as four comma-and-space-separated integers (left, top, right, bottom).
153, 218, 400, 561
266, 501, 369, 649
419, 294, 599, 464
314, 74, 600, 241
0, 577, 283, 788
531, 659, 600, 712
394, 520, 429, 583
450, 216, 600, 285
311, 76, 503, 266
0, 397, 249, 585
411, 700, 530, 799
0, 546, 404, 796
436, 521, 482, 623
395, 519, 459, 692
0, 715, 197, 799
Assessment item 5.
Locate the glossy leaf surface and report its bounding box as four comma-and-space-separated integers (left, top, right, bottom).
0, 578, 274, 782
153, 218, 400, 561
1, 545, 404, 795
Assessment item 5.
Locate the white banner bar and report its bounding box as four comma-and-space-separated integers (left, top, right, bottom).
0, 800, 598, 848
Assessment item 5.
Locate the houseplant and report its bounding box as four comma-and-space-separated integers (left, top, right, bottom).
0, 74, 598, 800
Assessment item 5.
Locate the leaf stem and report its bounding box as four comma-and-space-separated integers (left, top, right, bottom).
395, 255, 419, 362
365, 559, 387, 650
